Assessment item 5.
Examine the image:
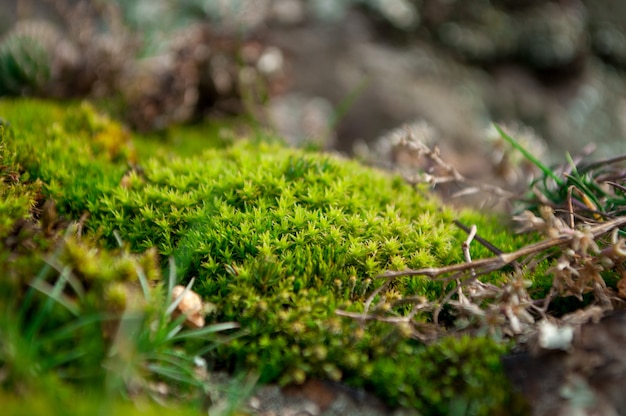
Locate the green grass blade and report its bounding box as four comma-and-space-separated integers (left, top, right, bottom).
25, 266, 72, 340
166, 257, 177, 301
193, 331, 243, 356
564, 173, 603, 213
29, 277, 80, 317
46, 313, 106, 343
146, 363, 201, 386
135, 261, 152, 302
165, 276, 195, 317
495, 124, 563, 186
328, 77, 370, 135
170, 322, 239, 343
41, 349, 87, 372
113, 230, 124, 248
18, 257, 53, 320
164, 321, 185, 341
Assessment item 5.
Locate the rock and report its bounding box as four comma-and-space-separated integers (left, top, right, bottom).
503, 311, 626, 415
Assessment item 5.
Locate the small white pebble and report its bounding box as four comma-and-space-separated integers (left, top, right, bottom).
248, 396, 261, 409
538, 320, 574, 350
257, 46, 284, 75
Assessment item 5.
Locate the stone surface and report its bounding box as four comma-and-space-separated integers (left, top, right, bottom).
210, 374, 418, 416
503, 311, 626, 416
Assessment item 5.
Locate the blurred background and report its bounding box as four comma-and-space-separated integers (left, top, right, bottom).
2, 0, 626, 179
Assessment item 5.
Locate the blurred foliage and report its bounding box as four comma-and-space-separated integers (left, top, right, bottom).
0, 28, 51, 96
0, 100, 243, 414
0, 383, 200, 416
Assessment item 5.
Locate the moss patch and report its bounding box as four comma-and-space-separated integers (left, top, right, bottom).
0, 381, 197, 416
0, 98, 534, 413
0, 139, 42, 238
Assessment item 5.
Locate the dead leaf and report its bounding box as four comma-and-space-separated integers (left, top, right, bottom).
172, 285, 205, 328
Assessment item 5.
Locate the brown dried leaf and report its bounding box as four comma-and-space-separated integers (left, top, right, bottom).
172, 285, 205, 328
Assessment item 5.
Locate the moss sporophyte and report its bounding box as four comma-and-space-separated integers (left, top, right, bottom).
0, 99, 532, 414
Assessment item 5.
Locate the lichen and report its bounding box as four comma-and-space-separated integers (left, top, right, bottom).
0, 98, 533, 413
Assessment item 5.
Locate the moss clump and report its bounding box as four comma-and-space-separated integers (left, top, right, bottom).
0, 380, 197, 416
0, 98, 530, 413
0, 99, 134, 216
0, 136, 43, 238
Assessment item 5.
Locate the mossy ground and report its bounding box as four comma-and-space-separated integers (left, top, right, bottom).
0, 379, 198, 416
0, 99, 535, 414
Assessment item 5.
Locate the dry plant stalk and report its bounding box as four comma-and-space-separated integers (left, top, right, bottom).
393, 125, 515, 203
379, 215, 626, 281
337, 209, 626, 342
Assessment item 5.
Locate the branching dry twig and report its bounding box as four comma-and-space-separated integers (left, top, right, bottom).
337, 213, 626, 341
377, 216, 626, 281
401, 137, 515, 202
344, 123, 626, 345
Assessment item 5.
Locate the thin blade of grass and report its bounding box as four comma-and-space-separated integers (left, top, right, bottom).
63, 270, 86, 302
166, 257, 177, 301
164, 320, 185, 341
143, 351, 197, 373
46, 313, 107, 343
146, 363, 202, 387
495, 124, 563, 186
170, 322, 239, 342
108, 309, 144, 357
38, 257, 88, 302
19, 258, 53, 320
135, 261, 152, 302
565, 152, 579, 176
26, 266, 72, 340
193, 331, 243, 356
564, 172, 604, 213
165, 276, 195, 316
41, 348, 88, 372
328, 77, 370, 135
29, 278, 80, 317
113, 230, 124, 248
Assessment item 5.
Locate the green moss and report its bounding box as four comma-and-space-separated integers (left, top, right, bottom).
0, 99, 134, 217
0, 380, 199, 416
131, 119, 244, 160
367, 335, 529, 413
0, 137, 43, 238
0, 98, 535, 413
